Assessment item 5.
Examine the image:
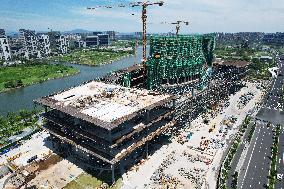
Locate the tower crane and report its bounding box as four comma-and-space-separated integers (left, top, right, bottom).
87, 1, 164, 73
161, 20, 189, 35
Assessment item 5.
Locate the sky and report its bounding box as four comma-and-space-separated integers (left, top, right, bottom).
0, 0, 284, 33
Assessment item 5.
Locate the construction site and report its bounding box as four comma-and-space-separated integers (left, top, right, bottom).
0, 1, 266, 189
1, 36, 258, 188
31, 33, 218, 184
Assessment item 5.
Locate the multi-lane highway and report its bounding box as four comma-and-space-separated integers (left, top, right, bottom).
275, 125, 284, 189
237, 55, 284, 189
257, 55, 284, 124
238, 121, 274, 189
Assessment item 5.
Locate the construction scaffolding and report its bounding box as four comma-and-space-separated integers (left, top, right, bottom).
146, 34, 215, 89
35, 81, 176, 183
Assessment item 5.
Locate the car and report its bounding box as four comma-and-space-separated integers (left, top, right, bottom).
27, 155, 38, 163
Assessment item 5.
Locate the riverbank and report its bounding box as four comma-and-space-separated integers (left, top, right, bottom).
50, 49, 133, 66
0, 63, 79, 93
0, 46, 146, 115
0, 109, 40, 147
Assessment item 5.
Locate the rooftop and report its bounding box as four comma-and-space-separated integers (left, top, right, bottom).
36, 81, 173, 130
215, 60, 251, 68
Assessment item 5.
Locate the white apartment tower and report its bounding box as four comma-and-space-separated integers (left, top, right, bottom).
19, 29, 41, 59
38, 34, 51, 57
57, 35, 69, 54
0, 30, 12, 61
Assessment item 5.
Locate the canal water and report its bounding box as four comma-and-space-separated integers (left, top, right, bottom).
0, 47, 147, 116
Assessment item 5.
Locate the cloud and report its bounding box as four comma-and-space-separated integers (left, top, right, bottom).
0, 0, 283, 33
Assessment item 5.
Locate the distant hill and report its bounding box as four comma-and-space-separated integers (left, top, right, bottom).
6, 31, 18, 37
62, 29, 92, 34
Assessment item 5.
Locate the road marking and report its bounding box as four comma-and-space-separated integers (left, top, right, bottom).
240, 125, 262, 189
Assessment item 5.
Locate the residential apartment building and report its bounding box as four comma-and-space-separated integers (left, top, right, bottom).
38, 34, 51, 57
48, 31, 69, 55
106, 31, 116, 41
19, 29, 41, 59
0, 34, 12, 61
0, 29, 6, 36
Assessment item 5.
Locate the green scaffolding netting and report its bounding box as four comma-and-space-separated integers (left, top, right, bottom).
146, 34, 215, 89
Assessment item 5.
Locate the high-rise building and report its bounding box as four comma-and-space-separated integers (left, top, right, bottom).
48, 31, 69, 55
93, 31, 103, 36
263, 32, 284, 46
38, 34, 51, 57
57, 35, 69, 54
135, 32, 143, 39
19, 29, 41, 59
0, 34, 12, 61
106, 31, 116, 41
0, 29, 5, 36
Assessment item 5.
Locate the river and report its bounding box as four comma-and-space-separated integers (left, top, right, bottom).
0, 47, 147, 116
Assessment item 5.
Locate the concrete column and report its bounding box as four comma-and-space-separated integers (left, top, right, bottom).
145, 142, 149, 159
172, 99, 176, 108
146, 111, 150, 122
111, 164, 115, 184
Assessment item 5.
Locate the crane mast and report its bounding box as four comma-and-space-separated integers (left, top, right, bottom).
87, 1, 164, 74
161, 20, 189, 36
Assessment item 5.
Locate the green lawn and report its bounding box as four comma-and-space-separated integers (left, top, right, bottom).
0, 63, 79, 92
64, 173, 123, 189
0, 109, 39, 146
247, 58, 276, 80
51, 49, 132, 66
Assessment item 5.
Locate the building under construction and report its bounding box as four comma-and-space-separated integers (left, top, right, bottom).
35, 34, 219, 183
35, 81, 176, 183
115, 35, 215, 90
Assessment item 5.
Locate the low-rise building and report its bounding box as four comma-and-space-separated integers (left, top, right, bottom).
74, 40, 86, 48
85, 36, 99, 47
260, 55, 273, 63
97, 34, 110, 46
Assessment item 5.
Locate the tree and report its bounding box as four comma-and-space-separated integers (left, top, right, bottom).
16, 79, 23, 87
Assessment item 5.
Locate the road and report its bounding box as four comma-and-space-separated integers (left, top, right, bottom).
226, 122, 255, 189
238, 55, 284, 189
238, 121, 274, 189
257, 55, 284, 125
275, 125, 284, 189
